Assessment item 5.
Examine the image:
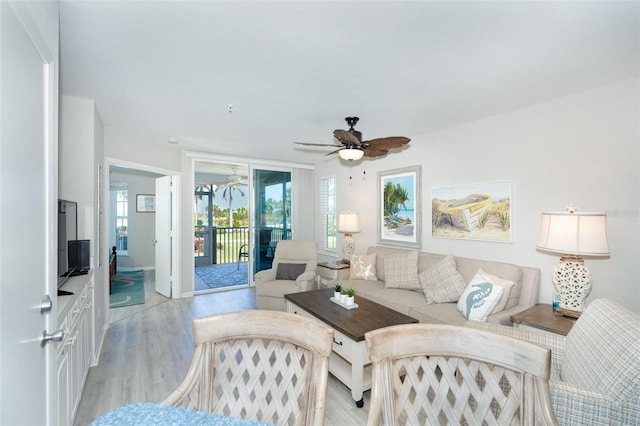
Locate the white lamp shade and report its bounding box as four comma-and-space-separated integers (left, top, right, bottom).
338, 212, 360, 234
338, 148, 364, 161
537, 211, 609, 256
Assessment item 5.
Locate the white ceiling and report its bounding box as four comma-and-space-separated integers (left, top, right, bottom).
59, 1, 639, 165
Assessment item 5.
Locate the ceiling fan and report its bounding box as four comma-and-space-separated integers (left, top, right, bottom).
213, 167, 248, 201
294, 117, 411, 161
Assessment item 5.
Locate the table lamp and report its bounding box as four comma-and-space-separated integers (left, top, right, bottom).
338, 212, 360, 263
536, 207, 609, 317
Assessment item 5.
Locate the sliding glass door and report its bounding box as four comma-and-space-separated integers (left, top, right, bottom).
253, 169, 291, 275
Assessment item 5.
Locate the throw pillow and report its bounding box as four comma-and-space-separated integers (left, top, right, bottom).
457, 271, 505, 321
419, 254, 467, 304
477, 269, 515, 314
349, 254, 377, 281
384, 251, 420, 290
275, 263, 306, 280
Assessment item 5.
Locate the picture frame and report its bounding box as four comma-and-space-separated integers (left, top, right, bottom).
136, 194, 155, 213
431, 180, 512, 242
377, 165, 421, 248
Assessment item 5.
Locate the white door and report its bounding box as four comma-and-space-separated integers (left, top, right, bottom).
0, 2, 58, 424
155, 176, 172, 297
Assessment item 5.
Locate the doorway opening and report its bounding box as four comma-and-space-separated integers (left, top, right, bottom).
194, 162, 250, 293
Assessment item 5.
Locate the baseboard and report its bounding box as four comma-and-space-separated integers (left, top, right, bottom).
117, 266, 155, 272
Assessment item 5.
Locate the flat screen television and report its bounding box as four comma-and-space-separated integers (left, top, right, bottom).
58, 199, 78, 288
68, 239, 90, 272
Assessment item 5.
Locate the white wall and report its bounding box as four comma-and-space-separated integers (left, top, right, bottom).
109, 171, 158, 269
315, 78, 640, 312
104, 126, 181, 172
59, 95, 106, 360
59, 96, 95, 243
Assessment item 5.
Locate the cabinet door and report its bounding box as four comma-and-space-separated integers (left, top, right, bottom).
68, 327, 79, 417
56, 348, 69, 426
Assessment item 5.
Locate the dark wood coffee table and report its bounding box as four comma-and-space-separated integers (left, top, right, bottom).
285, 288, 418, 407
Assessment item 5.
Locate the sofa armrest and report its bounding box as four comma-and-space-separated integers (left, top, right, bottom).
487, 304, 531, 326
549, 379, 639, 425
255, 268, 276, 284
296, 270, 317, 290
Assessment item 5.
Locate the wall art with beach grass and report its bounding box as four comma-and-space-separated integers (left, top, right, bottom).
432, 180, 511, 242
378, 165, 421, 249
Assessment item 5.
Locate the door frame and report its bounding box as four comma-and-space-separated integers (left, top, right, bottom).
104, 157, 181, 308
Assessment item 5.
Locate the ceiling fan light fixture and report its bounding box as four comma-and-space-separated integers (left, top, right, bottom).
338, 147, 364, 161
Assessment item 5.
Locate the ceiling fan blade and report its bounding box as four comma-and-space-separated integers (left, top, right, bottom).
294, 142, 342, 147
363, 148, 388, 158
324, 148, 344, 156
333, 129, 361, 146
364, 136, 411, 149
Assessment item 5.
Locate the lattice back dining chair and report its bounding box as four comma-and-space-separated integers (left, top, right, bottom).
365, 323, 557, 426
162, 310, 334, 426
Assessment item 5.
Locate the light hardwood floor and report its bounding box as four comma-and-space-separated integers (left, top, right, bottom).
74, 271, 369, 425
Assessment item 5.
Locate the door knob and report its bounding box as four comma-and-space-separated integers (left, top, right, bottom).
40, 329, 65, 347
38, 295, 52, 314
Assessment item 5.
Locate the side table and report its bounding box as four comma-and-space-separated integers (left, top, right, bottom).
511, 303, 577, 336
317, 261, 350, 288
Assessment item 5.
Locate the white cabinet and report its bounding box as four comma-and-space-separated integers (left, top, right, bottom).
57, 273, 94, 425
56, 316, 70, 426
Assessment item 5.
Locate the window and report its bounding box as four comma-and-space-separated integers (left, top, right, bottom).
320, 175, 337, 252
115, 189, 128, 253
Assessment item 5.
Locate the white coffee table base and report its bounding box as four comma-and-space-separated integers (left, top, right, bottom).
286, 300, 371, 407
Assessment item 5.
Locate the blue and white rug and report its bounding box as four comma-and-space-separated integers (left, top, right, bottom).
110, 270, 145, 308
195, 263, 249, 290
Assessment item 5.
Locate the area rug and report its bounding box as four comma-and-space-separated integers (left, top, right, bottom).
195, 263, 249, 290
110, 270, 145, 308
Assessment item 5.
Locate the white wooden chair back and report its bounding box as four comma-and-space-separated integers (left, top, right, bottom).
365, 323, 557, 426
162, 310, 334, 426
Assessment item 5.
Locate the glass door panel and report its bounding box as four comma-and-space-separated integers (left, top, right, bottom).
194, 189, 213, 267
253, 169, 291, 276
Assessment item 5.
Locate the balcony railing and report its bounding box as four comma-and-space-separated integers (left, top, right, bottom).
213, 227, 249, 264
194, 226, 291, 265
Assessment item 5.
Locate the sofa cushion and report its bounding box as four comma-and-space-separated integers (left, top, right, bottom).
275, 263, 306, 280
457, 271, 505, 321
562, 298, 640, 403
418, 254, 467, 304
384, 250, 420, 290
408, 303, 467, 325
349, 253, 377, 280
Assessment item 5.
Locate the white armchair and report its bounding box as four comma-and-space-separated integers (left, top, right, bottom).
467, 298, 640, 425
255, 240, 317, 311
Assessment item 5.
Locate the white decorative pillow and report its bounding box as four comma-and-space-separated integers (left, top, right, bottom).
419, 254, 467, 304
457, 270, 505, 321
384, 251, 420, 290
478, 269, 515, 314
349, 254, 377, 281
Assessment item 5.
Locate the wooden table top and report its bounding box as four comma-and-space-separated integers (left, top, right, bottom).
285, 288, 418, 342
511, 303, 577, 336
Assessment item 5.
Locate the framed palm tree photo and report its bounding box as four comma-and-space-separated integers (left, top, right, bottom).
377, 165, 421, 248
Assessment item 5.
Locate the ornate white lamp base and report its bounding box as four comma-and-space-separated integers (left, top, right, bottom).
342, 233, 355, 264
552, 255, 592, 313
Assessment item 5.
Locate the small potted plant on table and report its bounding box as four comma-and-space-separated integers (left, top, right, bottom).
333, 283, 342, 300
345, 287, 355, 306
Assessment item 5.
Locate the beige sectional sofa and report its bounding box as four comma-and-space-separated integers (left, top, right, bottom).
323, 246, 540, 325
